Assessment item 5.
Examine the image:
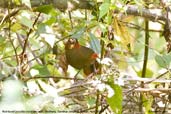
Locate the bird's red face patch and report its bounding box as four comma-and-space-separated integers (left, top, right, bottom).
74, 42, 80, 49
91, 53, 98, 59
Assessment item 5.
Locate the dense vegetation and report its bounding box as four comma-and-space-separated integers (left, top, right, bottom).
0, 0, 171, 114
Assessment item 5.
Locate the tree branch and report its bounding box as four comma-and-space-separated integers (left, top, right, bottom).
122, 5, 167, 22
0, 1, 167, 22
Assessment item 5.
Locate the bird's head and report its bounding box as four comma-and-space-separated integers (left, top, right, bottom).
65, 38, 80, 50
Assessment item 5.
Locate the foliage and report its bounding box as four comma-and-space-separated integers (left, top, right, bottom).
0, 0, 170, 114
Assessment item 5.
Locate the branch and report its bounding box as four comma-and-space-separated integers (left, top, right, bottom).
0, 1, 167, 22
122, 5, 167, 22
130, 88, 171, 93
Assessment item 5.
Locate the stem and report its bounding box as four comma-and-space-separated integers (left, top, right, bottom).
7, 1, 19, 66
95, 90, 99, 114
68, 11, 73, 29
21, 12, 41, 55
140, 2, 149, 112
142, 18, 149, 78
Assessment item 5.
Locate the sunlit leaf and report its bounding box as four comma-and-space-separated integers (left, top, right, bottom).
99, 2, 110, 19
14, 0, 21, 5
113, 16, 133, 51
137, 68, 154, 78
31, 65, 50, 76
0, 36, 6, 52
143, 95, 154, 114
38, 23, 56, 47
19, 16, 33, 28
106, 82, 122, 114
11, 23, 22, 32
47, 64, 60, 76
22, 0, 31, 8
45, 16, 57, 25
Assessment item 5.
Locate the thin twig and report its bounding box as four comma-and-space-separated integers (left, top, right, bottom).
126, 70, 169, 93
99, 105, 109, 114
16, 34, 42, 65
95, 90, 100, 114
7, 2, 19, 66
21, 12, 41, 55
128, 88, 171, 92
23, 76, 83, 82
68, 11, 73, 29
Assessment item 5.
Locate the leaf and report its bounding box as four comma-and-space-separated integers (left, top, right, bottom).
89, 32, 101, 54
31, 65, 50, 76
47, 64, 60, 76
99, 3, 110, 19
11, 23, 22, 32
0, 36, 6, 52
143, 95, 154, 114
35, 5, 57, 25
106, 82, 122, 114
163, 54, 171, 63
38, 23, 56, 47
137, 68, 154, 78
113, 16, 133, 50
22, 0, 31, 8
35, 5, 56, 16
155, 54, 171, 68
87, 97, 96, 108
71, 28, 85, 39
19, 16, 33, 29
45, 16, 57, 25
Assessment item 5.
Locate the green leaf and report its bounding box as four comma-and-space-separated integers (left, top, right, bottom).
71, 28, 85, 39
31, 65, 50, 76
45, 16, 56, 25
37, 23, 48, 33
163, 54, 171, 63
87, 97, 96, 108
0, 36, 6, 53
137, 68, 153, 78
143, 95, 154, 114
155, 54, 171, 68
89, 32, 101, 54
11, 23, 22, 32
106, 83, 122, 114
35, 5, 57, 25
99, 3, 110, 19
35, 5, 56, 15
47, 64, 60, 76
19, 16, 33, 28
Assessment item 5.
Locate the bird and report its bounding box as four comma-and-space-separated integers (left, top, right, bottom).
65, 38, 99, 76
